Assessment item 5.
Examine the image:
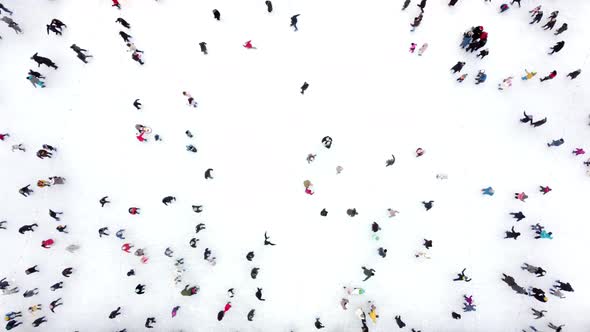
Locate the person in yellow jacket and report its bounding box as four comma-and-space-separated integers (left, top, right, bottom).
28, 304, 42, 314
522, 69, 537, 80
368, 303, 379, 323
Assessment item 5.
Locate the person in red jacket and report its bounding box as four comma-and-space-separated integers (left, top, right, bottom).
540, 70, 557, 82
243, 40, 256, 49
122, 243, 133, 253
136, 131, 147, 142
217, 302, 232, 321
128, 207, 140, 214
41, 239, 54, 248
0, 133, 9, 140
480, 31, 488, 40
112, 0, 121, 9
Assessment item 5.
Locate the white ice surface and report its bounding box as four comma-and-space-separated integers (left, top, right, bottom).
1, 0, 590, 331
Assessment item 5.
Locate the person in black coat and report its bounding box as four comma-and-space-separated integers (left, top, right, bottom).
509, 211, 525, 221
520, 112, 533, 124
543, 17, 557, 30
199, 42, 208, 55
265, 0, 273, 13
290, 14, 300, 31
476, 49, 489, 59
417, 0, 427, 12
402, 0, 411, 10
119, 31, 132, 43
116, 17, 130, 29
554, 280, 574, 292
530, 11, 543, 24
301, 81, 309, 94
451, 61, 465, 73
567, 69, 581, 79
213, 9, 221, 21
449, 0, 458, 6
422, 200, 434, 210
554, 23, 567, 35
531, 117, 547, 127
505, 226, 520, 239
529, 287, 547, 302
549, 41, 565, 54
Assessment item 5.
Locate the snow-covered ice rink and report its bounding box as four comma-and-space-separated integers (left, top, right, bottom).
1, 0, 590, 330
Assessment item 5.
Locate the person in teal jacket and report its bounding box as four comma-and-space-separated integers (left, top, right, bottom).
536, 230, 553, 239
481, 186, 494, 196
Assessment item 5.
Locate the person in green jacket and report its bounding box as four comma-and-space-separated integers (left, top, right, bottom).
181, 285, 199, 296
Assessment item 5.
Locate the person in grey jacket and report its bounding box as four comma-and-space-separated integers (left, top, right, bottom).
27, 75, 45, 88
71, 44, 93, 63
521, 263, 546, 277
23, 288, 39, 298
361, 267, 375, 281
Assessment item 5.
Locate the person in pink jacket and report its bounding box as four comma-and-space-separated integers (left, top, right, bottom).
514, 192, 528, 202
572, 148, 585, 156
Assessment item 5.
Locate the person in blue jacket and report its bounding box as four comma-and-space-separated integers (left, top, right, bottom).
481, 186, 494, 195
475, 70, 487, 84
460, 31, 472, 49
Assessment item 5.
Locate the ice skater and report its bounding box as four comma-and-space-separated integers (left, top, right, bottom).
453, 268, 471, 282
31, 53, 58, 69
361, 266, 375, 281
116, 17, 130, 28
505, 226, 520, 239
71, 44, 93, 63
290, 14, 300, 31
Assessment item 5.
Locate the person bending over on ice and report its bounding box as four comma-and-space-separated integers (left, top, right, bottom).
453, 268, 471, 282
314, 318, 325, 329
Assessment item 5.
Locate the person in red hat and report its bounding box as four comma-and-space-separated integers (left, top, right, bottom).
112, 0, 121, 9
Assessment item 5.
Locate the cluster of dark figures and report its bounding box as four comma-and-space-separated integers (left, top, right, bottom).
460, 26, 488, 54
